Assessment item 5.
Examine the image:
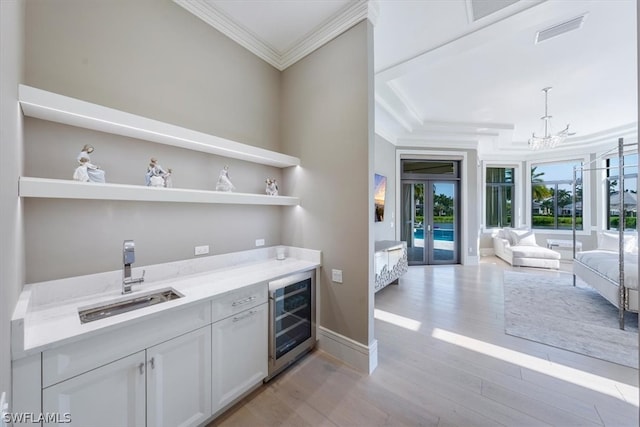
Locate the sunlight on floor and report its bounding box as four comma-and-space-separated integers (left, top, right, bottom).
432, 327, 639, 406
374, 308, 421, 331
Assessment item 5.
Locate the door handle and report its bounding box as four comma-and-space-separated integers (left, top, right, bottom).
427, 224, 432, 232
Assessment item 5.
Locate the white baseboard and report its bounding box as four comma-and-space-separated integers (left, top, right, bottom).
317, 326, 378, 374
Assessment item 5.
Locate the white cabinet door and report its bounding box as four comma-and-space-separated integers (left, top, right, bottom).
212, 302, 268, 412
42, 351, 146, 427
146, 326, 212, 427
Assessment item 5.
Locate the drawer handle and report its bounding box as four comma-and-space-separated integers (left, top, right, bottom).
232, 310, 257, 323
231, 296, 257, 307
138, 363, 145, 375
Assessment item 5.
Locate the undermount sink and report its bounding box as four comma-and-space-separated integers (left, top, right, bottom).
79, 288, 183, 324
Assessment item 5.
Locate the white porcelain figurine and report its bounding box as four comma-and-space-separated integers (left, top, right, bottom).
265, 178, 278, 196
145, 158, 171, 187
216, 165, 235, 192
73, 144, 106, 183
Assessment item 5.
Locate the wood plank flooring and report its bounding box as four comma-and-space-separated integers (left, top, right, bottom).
209, 258, 639, 426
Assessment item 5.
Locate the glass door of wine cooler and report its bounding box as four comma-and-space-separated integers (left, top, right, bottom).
273, 278, 312, 359
267, 270, 316, 380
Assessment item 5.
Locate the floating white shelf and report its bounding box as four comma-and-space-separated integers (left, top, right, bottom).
18, 85, 300, 168
19, 177, 300, 206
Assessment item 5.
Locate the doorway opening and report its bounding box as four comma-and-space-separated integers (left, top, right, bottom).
400, 160, 461, 265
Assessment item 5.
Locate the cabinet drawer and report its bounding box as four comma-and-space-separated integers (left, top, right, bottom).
387, 246, 404, 266
211, 282, 267, 323
374, 251, 387, 275
43, 301, 210, 387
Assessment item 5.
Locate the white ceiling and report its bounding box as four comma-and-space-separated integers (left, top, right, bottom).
177, 0, 638, 157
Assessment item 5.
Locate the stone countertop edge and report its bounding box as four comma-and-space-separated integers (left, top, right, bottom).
11, 246, 321, 359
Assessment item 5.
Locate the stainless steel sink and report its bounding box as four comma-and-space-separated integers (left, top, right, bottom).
79, 289, 183, 324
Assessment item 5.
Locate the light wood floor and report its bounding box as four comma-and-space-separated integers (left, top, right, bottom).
210, 258, 639, 426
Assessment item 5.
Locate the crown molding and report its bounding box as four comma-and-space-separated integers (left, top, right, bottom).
174, 0, 378, 71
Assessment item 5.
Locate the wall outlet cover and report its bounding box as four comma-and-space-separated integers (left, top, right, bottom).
331, 269, 343, 283
255, 239, 265, 247
194, 245, 209, 256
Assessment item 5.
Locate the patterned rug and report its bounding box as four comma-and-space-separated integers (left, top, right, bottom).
503, 271, 638, 368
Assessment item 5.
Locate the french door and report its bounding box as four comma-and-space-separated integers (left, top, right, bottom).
400, 160, 460, 265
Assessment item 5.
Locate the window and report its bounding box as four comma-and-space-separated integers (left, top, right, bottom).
531, 161, 582, 230
486, 167, 514, 228
606, 153, 637, 230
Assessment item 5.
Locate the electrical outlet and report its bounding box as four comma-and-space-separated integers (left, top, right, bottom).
255, 239, 265, 247
332, 269, 343, 283
194, 245, 209, 256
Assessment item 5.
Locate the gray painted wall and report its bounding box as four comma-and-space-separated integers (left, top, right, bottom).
23, 0, 286, 282
0, 0, 25, 406
280, 21, 374, 346
24, 0, 281, 152
374, 134, 397, 242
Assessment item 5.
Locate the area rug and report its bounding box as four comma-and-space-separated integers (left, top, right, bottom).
503, 271, 638, 368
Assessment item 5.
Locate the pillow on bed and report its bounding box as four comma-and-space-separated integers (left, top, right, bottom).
598, 232, 619, 251
625, 233, 638, 253
598, 232, 637, 252
508, 229, 538, 246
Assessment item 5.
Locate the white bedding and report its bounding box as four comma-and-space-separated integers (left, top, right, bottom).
575, 250, 639, 290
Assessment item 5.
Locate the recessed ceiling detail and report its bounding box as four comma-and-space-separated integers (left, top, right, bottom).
174, 0, 378, 71
469, 0, 519, 21
535, 14, 587, 44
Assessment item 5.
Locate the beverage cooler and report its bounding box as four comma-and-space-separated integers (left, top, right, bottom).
266, 270, 316, 381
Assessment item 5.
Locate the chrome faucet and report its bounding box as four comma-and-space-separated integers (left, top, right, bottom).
122, 240, 145, 294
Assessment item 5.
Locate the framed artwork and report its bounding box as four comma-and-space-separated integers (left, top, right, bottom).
375, 173, 387, 222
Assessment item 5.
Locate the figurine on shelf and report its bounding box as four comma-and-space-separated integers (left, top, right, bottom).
164, 168, 173, 188
145, 158, 171, 188
215, 165, 235, 192
265, 178, 278, 196
73, 144, 106, 183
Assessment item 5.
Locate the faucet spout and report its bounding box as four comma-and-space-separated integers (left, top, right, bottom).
122, 240, 144, 294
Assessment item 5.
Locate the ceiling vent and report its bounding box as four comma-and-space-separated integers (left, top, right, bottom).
535, 14, 587, 44
469, 0, 519, 21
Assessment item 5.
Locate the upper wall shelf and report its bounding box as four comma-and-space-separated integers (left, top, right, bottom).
18, 85, 300, 168
19, 177, 300, 206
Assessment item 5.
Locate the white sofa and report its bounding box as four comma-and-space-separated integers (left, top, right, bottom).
493, 228, 561, 269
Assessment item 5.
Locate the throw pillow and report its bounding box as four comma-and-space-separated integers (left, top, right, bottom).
508, 229, 538, 246
599, 232, 620, 251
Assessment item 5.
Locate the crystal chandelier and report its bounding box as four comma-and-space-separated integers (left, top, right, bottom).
528, 87, 572, 150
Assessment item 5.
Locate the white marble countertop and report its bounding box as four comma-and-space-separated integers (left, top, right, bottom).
12, 246, 321, 358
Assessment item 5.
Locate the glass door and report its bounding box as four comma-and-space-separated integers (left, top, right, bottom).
428, 181, 458, 264
273, 278, 312, 360
401, 180, 459, 265
401, 182, 425, 264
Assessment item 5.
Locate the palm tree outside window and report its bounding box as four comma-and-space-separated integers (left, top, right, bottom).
531, 162, 583, 230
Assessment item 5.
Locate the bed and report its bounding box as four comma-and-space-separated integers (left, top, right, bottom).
572, 138, 639, 329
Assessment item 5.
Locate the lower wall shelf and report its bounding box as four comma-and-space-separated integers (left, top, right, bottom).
19, 177, 300, 206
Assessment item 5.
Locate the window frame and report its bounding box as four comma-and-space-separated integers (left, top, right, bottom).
482, 161, 521, 231
526, 154, 590, 235
485, 166, 515, 229
605, 152, 638, 231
